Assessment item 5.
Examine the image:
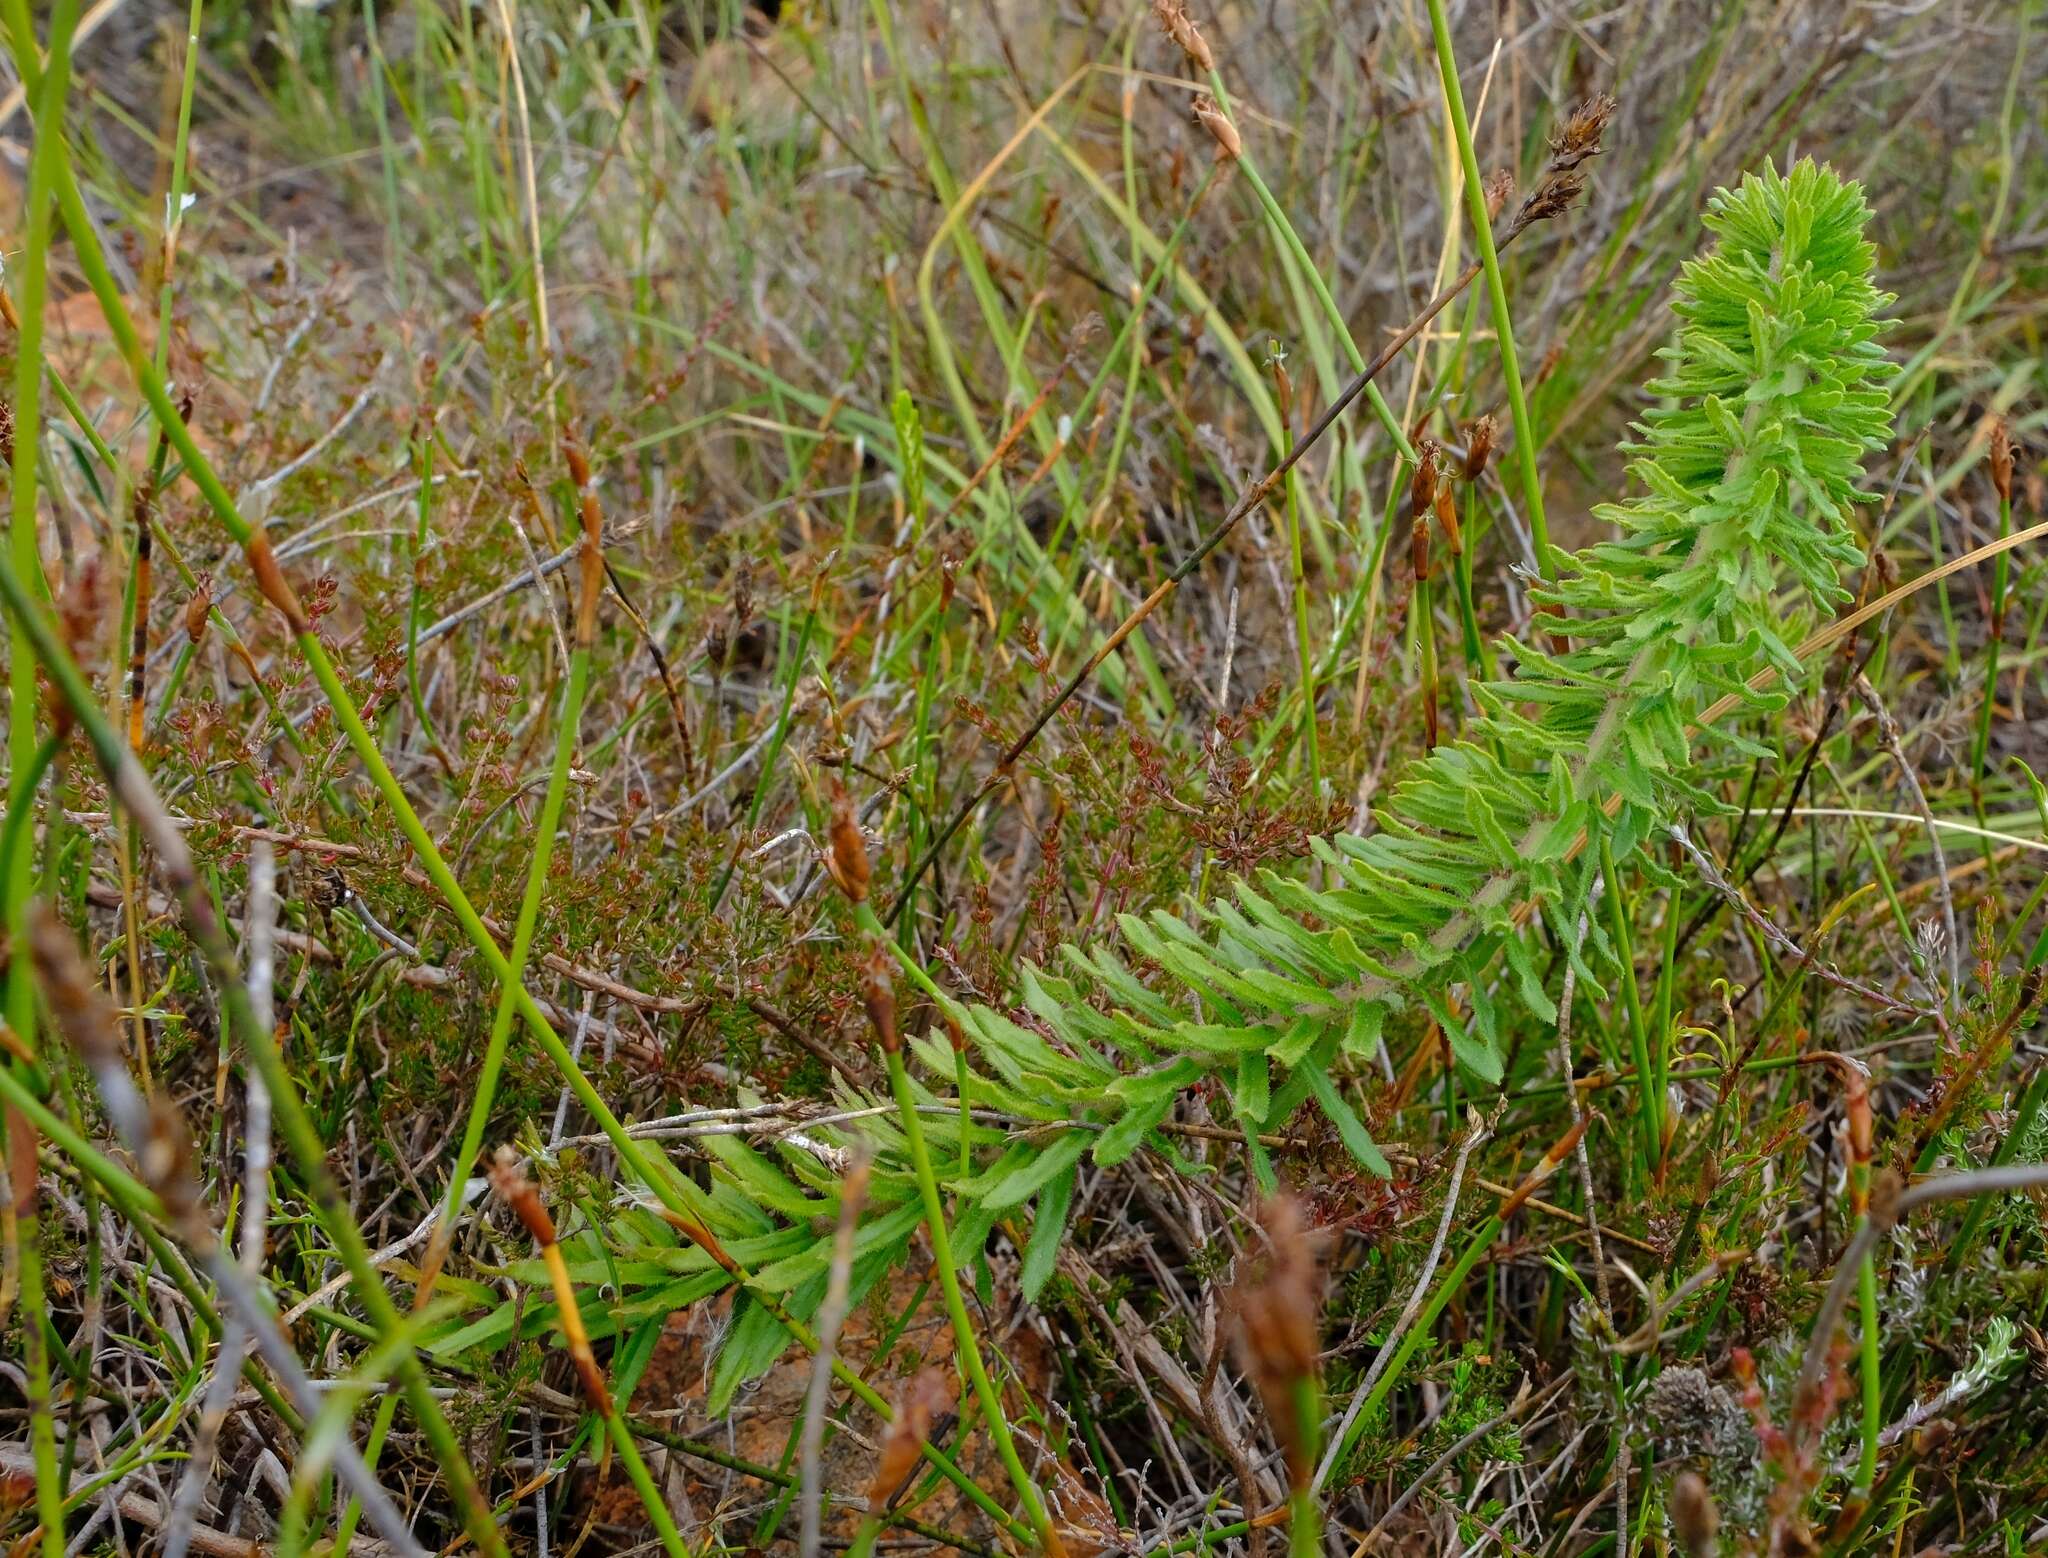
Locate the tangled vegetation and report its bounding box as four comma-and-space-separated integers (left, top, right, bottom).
1, 1, 2045, 1555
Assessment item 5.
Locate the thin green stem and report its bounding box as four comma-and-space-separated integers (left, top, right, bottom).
1856, 1248, 1881, 1496
1281, 407, 1321, 790
1970, 488, 2012, 797
1601, 838, 1660, 1180
1421, 0, 1551, 564
418, 643, 591, 1296
859, 914, 1056, 1551
1329, 1215, 1502, 1472
1287, 1375, 1321, 1558
605, 1409, 691, 1558
2, 4, 81, 1548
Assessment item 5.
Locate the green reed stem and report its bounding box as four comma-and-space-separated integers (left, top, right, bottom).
2, 4, 82, 1549
857, 902, 1058, 1551
419, 637, 592, 1293
1421, 0, 1551, 565
1970, 484, 2012, 800
1856, 1246, 1881, 1496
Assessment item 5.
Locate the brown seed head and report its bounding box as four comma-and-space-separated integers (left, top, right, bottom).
1150, 0, 1214, 73
1843, 1066, 1873, 1169
58, 554, 108, 671
563, 437, 593, 492
733, 559, 756, 627
4, 1102, 36, 1220
184, 576, 214, 644
1547, 93, 1617, 173
1516, 169, 1589, 229
1433, 482, 1463, 557
1190, 93, 1241, 162
869, 1366, 956, 1508
826, 784, 871, 904
246, 534, 311, 633
1411, 515, 1431, 585
864, 949, 901, 1055
1410, 439, 1440, 521
1269, 349, 1293, 428
27, 905, 124, 1073
657, 1208, 742, 1276
1483, 168, 1515, 222
1462, 415, 1498, 482
563, 435, 606, 647
1669, 1471, 1720, 1557
142, 1094, 205, 1232
1990, 419, 2014, 506
1230, 1195, 1322, 1489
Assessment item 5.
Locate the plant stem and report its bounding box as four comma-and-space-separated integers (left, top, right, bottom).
1601, 838, 1660, 1181
1287, 1375, 1321, 1558
3, 4, 81, 1550
1856, 1247, 1881, 1496
1281, 406, 1321, 790
1970, 483, 2012, 800
858, 904, 1059, 1552
1328, 1214, 1502, 1472
1421, 0, 1551, 565
418, 435, 605, 1301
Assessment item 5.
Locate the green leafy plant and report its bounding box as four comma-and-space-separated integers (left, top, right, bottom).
938, 157, 1897, 1242
425, 159, 1900, 1422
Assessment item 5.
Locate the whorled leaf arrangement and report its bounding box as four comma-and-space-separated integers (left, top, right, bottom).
429, 161, 1898, 1407
924, 157, 1897, 1284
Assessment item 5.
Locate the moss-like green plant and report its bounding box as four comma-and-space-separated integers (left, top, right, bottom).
928, 158, 1897, 1267
423, 160, 1899, 1406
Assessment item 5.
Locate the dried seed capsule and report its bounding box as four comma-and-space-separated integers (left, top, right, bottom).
1150, 0, 1214, 73
1462, 415, 1498, 482
863, 950, 900, 1055
826, 785, 871, 903
1990, 419, 2014, 506
1230, 1196, 1321, 1490
184, 577, 214, 644
1410, 440, 1440, 521
1190, 93, 1240, 162
869, 1367, 955, 1508
1433, 482, 1464, 557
